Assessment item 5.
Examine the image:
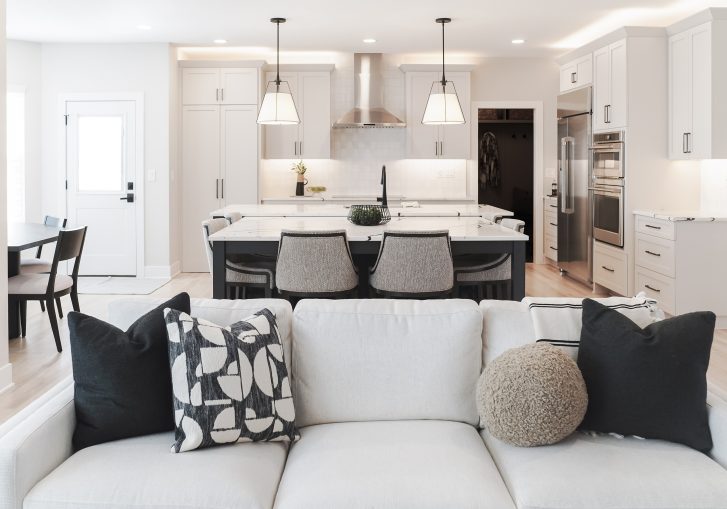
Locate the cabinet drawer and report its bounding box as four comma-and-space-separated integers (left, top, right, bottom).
635, 267, 676, 315
593, 243, 627, 295
545, 235, 558, 261
545, 219, 558, 239
545, 209, 557, 225
635, 215, 676, 240
635, 234, 676, 277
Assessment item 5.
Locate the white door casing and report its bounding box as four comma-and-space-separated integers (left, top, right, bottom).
65, 99, 141, 276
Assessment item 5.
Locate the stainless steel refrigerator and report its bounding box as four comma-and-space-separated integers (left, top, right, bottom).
557, 87, 592, 284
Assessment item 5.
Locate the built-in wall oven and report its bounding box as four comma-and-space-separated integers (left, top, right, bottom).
591, 131, 625, 247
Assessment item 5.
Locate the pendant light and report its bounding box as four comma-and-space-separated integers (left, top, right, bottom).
422, 18, 465, 125
257, 17, 300, 125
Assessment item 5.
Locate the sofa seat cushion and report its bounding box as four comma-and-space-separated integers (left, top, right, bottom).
274, 420, 515, 509
481, 428, 727, 509
23, 432, 288, 509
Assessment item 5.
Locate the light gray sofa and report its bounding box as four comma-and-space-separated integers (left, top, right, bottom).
1, 297, 726, 509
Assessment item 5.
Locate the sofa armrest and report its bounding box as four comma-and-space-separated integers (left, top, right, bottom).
708, 391, 727, 469
0, 378, 75, 509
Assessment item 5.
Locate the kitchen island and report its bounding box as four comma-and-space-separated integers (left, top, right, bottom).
209, 215, 529, 300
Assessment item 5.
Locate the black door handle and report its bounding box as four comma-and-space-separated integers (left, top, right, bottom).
120, 193, 135, 203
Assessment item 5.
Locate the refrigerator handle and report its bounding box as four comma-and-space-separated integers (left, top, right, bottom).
560, 136, 575, 214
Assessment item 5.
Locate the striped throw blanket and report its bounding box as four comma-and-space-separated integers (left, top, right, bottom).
523, 294, 662, 359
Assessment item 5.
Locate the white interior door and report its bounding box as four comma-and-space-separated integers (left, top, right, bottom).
66, 100, 138, 276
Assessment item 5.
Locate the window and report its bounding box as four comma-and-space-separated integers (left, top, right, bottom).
7, 90, 25, 222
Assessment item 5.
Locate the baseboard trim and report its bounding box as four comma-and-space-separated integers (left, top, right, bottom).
0, 363, 14, 394
170, 261, 181, 278
143, 265, 174, 279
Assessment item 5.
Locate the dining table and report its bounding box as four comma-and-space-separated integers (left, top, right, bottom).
6, 222, 63, 338
209, 216, 529, 300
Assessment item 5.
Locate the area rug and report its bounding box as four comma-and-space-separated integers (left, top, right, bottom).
77, 276, 170, 295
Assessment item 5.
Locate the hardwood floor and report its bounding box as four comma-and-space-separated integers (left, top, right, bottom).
1, 264, 725, 424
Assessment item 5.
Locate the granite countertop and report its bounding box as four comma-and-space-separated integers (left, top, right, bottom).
633, 210, 727, 222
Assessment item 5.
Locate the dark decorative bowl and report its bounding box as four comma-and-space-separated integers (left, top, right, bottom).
347, 204, 391, 226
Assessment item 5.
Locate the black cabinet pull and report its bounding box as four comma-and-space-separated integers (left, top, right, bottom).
645, 284, 661, 293
571, 72, 577, 83
601, 266, 615, 273
644, 224, 661, 230
644, 250, 661, 257
549, 222, 557, 227
549, 246, 558, 251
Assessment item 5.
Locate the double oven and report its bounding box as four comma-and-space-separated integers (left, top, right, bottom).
590, 131, 625, 247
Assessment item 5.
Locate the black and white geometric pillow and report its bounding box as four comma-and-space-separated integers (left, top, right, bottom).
164, 308, 299, 453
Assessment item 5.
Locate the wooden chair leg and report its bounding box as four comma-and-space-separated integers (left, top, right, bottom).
56, 297, 64, 319
40, 300, 46, 313
70, 290, 81, 312
46, 298, 62, 353
19, 300, 27, 338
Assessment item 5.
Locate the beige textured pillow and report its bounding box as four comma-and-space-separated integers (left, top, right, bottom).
477, 343, 588, 447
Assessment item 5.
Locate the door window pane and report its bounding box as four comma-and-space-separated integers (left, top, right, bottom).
77, 116, 124, 192
7, 91, 25, 222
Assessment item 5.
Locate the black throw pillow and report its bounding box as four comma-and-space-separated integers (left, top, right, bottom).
578, 298, 714, 452
69, 293, 191, 450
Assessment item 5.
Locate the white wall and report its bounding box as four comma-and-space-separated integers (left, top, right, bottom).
0, 0, 13, 392
40, 43, 173, 273
6, 40, 42, 223
701, 160, 727, 213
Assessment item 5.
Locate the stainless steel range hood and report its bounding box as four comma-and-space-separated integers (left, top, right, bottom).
334, 53, 406, 128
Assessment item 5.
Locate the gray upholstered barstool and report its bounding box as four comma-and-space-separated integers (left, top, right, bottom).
369, 230, 454, 298
202, 218, 275, 298
275, 230, 358, 298
223, 211, 243, 224
454, 218, 525, 301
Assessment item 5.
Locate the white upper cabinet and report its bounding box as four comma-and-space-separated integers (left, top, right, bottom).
668, 21, 727, 160
263, 71, 331, 159
593, 40, 627, 131
182, 67, 258, 105
405, 70, 471, 159
559, 54, 593, 92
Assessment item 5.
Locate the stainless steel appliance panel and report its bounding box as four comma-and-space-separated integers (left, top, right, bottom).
592, 183, 624, 247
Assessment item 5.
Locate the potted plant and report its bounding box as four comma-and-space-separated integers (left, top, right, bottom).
291, 160, 308, 196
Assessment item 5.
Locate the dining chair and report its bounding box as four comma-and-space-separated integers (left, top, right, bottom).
8, 226, 87, 352
369, 230, 453, 298
20, 216, 68, 315
275, 230, 358, 298
202, 218, 275, 298
224, 211, 243, 224
453, 219, 525, 301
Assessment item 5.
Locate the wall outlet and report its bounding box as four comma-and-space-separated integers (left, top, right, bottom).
147, 169, 156, 182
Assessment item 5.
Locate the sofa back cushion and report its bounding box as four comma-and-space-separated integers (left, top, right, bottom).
291, 299, 482, 427
108, 298, 294, 373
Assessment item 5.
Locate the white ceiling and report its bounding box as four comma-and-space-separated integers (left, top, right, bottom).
8, 0, 727, 57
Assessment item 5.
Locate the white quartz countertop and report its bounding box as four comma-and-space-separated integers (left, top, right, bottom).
209, 216, 529, 242
633, 210, 727, 222
212, 203, 514, 219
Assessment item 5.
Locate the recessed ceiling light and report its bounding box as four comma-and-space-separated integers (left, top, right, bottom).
213, 39, 228, 44
511, 39, 525, 44
363, 38, 377, 44
136, 24, 152, 30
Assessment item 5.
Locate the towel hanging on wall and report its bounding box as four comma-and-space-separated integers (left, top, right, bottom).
479, 131, 501, 189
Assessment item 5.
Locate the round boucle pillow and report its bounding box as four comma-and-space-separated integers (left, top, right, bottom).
477, 342, 588, 447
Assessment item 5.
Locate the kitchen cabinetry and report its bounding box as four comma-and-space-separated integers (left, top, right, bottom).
559, 54, 593, 92
593, 240, 628, 296
263, 71, 331, 159
593, 40, 627, 131
544, 197, 558, 262
182, 67, 258, 105
181, 65, 260, 272
668, 19, 727, 159
405, 71, 471, 159
633, 213, 727, 324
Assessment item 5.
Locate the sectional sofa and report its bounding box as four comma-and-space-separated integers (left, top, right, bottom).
1, 297, 726, 509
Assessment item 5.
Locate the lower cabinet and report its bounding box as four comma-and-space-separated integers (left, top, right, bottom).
544, 197, 558, 262
593, 241, 628, 296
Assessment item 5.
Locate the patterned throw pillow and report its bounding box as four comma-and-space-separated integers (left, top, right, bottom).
164, 308, 299, 453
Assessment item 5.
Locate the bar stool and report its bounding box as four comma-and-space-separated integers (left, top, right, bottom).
202, 218, 275, 298
275, 230, 358, 298
454, 219, 526, 301
369, 230, 453, 298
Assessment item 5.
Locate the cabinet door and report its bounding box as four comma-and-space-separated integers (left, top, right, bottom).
690, 24, 711, 159
669, 32, 692, 159
298, 72, 331, 159
221, 105, 258, 205
608, 40, 628, 128
439, 71, 471, 159
560, 64, 577, 92
263, 72, 300, 159
406, 72, 441, 159
182, 68, 220, 105
575, 55, 593, 87
220, 68, 258, 105
592, 46, 611, 131
182, 106, 221, 272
